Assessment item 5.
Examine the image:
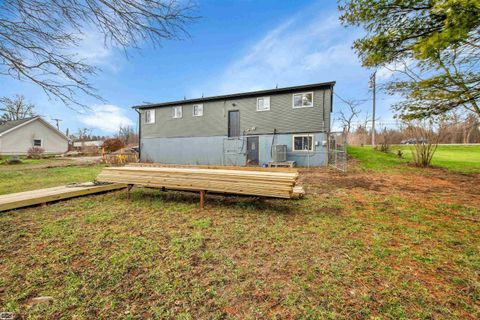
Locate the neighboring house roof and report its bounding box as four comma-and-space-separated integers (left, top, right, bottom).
133, 81, 336, 109
0, 117, 36, 135
0, 116, 69, 140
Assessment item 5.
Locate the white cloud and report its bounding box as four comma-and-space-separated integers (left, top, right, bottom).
79, 104, 134, 133
203, 10, 362, 95
70, 26, 122, 72
75, 30, 112, 65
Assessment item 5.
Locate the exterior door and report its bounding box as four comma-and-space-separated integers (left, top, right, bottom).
228, 110, 240, 137
246, 136, 259, 166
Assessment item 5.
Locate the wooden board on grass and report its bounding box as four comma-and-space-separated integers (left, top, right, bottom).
0, 183, 126, 212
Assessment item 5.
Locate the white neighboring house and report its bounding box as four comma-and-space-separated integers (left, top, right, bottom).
0, 116, 69, 155
72, 140, 104, 149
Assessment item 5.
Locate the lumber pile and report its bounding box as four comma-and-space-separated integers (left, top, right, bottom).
97, 164, 304, 199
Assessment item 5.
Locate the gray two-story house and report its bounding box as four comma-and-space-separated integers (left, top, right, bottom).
134, 81, 335, 167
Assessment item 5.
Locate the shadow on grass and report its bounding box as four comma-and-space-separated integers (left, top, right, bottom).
125, 187, 294, 214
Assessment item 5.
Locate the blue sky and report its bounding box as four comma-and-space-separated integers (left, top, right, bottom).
0, 0, 398, 135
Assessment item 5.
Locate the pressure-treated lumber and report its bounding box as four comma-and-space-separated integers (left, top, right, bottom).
0, 183, 126, 212
97, 165, 303, 199
128, 162, 299, 173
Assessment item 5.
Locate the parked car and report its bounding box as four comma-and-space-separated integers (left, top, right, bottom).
401, 138, 428, 144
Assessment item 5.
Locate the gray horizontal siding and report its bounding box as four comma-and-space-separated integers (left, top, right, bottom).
140, 88, 331, 138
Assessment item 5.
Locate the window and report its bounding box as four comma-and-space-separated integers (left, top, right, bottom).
293, 92, 313, 108
172, 106, 183, 119
193, 104, 203, 117
145, 109, 155, 124
256, 96, 270, 111
33, 139, 42, 147
293, 135, 314, 151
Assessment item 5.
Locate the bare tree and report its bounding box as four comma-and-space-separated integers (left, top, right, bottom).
117, 124, 137, 146
337, 99, 363, 135
0, 1, 195, 107
405, 120, 442, 168
0, 95, 36, 122
76, 128, 92, 141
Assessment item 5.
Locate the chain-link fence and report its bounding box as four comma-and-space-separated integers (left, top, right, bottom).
328, 132, 347, 172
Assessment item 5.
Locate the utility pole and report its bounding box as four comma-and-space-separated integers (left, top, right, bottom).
369, 71, 376, 147
52, 118, 62, 130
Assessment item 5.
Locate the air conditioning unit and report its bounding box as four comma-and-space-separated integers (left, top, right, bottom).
272, 144, 287, 162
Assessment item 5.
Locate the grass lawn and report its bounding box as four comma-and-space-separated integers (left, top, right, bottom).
0, 164, 104, 194
1, 162, 479, 318
349, 144, 480, 174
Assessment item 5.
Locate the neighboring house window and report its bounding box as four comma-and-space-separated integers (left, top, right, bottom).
172, 106, 183, 119
256, 96, 270, 111
293, 92, 313, 108
293, 135, 314, 151
33, 139, 42, 147
145, 110, 155, 124
193, 104, 203, 117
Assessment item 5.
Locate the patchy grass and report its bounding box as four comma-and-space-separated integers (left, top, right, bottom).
349, 145, 480, 174
0, 164, 104, 194
1, 160, 479, 318
0, 157, 49, 166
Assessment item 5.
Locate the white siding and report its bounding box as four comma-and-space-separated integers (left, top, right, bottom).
0, 119, 68, 155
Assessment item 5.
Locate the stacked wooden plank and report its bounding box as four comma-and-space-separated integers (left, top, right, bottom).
97, 165, 304, 199
0, 183, 126, 212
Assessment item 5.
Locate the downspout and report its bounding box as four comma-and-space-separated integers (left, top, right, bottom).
327, 84, 334, 167
134, 108, 141, 162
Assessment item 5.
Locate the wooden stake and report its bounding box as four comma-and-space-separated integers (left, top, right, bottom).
126, 184, 134, 200
200, 190, 205, 210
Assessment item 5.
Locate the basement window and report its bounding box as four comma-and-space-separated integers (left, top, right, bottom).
172, 106, 183, 119
33, 139, 42, 147
145, 110, 155, 124
293, 92, 313, 108
256, 96, 270, 111
292, 135, 313, 152
193, 104, 203, 117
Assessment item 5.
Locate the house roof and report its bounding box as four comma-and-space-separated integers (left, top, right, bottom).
133, 81, 335, 109
0, 117, 37, 135
0, 116, 69, 140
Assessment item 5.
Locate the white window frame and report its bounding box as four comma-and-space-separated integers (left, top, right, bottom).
172, 106, 183, 119
192, 104, 203, 117
292, 134, 314, 152
256, 96, 270, 112
144, 109, 155, 124
33, 139, 43, 147
292, 92, 314, 108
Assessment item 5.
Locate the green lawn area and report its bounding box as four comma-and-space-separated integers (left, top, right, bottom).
0, 164, 104, 194
1, 162, 479, 318
348, 144, 480, 174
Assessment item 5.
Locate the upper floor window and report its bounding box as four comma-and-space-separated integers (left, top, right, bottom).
33, 139, 42, 147
145, 109, 155, 124
172, 106, 183, 119
256, 96, 270, 111
293, 92, 313, 108
193, 104, 203, 117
